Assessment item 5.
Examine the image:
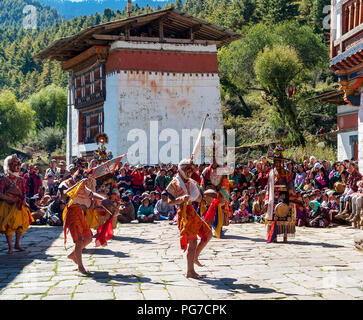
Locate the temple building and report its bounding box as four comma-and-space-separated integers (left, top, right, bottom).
330, 0, 363, 170
310, 89, 358, 161
36, 8, 240, 165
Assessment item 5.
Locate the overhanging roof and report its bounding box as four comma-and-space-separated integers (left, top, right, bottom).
306, 89, 345, 105
35, 8, 242, 62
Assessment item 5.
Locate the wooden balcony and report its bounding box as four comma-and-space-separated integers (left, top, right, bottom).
342, 0, 363, 35
331, 0, 363, 60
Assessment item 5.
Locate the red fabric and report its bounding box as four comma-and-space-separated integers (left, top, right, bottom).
191, 171, 201, 185
95, 214, 114, 247
130, 170, 144, 186
203, 198, 221, 223
267, 220, 277, 243
23, 173, 42, 196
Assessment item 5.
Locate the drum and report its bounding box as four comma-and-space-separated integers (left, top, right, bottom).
275, 202, 290, 218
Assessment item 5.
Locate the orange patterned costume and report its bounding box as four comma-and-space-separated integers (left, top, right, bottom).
63, 204, 92, 245
0, 174, 34, 236
62, 180, 93, 246
166, 175, 211, 252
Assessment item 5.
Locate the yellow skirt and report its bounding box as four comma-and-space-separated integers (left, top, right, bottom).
0, 201, 34, 236
85, 208, 99, 229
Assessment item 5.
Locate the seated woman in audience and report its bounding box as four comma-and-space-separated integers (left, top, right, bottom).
137, 197, 156, 223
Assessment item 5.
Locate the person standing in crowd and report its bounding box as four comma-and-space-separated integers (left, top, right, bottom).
117, 168, 132, 191
154, 168, 168, 193
56, 160, 70, 181
131, 165, 145, 193
294, 164, 306, 191
144, 167, 156, 192
23, 164, 42, 198
44, 159, 58, 194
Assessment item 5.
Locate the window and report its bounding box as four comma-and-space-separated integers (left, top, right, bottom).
79, 108, 104, 144
73, 64, 105, 108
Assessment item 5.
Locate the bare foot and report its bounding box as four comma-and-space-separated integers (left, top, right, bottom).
14, 246, 26, 252
67, 252, 78, 265
78, 267, 90, 275
194, 259, 204, 267
186, 271, 204, 279
7, 248, 13, 254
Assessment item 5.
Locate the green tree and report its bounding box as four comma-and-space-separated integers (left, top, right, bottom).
254, 45, 304, 145
256, 0, 298, 24
0, 90, 34, 154
28, 85, 67, 131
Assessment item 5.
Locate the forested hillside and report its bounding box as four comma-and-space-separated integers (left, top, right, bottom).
0, 0, 338, 161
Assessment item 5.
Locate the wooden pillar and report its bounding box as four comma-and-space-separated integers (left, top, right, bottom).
348, 4, 353, 31
354, 1, 359, 28
190, 27, 194, 42
125, 24, 130, 40
344, 6, 349, 34
159, 19, 164, 42
360, 0, 363, 24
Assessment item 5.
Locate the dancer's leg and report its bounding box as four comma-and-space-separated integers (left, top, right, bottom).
6, 234, 13, 254
194, 231, 212, 267
14, 233, 25, 251
186, 239, 201, 278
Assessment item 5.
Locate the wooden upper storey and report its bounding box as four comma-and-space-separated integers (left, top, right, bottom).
35, 8, 241, 63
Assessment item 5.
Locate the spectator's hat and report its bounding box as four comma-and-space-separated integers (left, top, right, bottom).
141, 192, 150, 198
203, 189, 218, 198
161, 190, 168, 196
314, 163, 322, 169
51, 159, 57, 163
59, 160, 66, 166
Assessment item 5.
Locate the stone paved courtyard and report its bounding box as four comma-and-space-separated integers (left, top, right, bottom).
0, 221, 363, 300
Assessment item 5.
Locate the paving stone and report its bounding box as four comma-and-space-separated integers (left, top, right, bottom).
72, 291, 114, 300
42, 295, 72, 300
0, 222, 362, 300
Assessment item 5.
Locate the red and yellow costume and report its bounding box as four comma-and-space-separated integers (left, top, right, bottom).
63, 180, 93, 245
200, 165, 232, 238
0, 174, 34, 236
166, 175, 211, 252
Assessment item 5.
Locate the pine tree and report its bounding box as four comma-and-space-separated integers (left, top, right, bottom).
256, 0, 299, 24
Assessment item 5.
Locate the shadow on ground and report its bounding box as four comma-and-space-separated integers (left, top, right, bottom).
0, 226, 62, 291
112, 235, 153, 244
85, 271, 164, 287
197, 277, 294, 297
223, 234, 346, 248
83, 248, 129, 258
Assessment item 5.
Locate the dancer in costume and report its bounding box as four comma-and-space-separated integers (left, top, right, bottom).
200, 159, 232, 238
166, 159, 212, 279
63, 177, 119, 274
265, 145, 296, 243
0, 154, 34, 254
